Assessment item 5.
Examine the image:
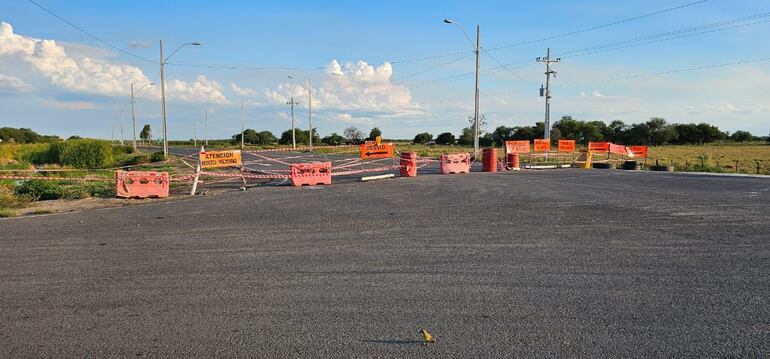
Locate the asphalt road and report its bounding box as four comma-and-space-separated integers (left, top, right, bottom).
1, 169, 769, 357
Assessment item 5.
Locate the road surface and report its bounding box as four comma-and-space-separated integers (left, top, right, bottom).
1, 169, 768, 357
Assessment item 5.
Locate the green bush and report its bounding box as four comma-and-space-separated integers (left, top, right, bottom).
113, 145, 135, 155
46, 141, 67, 164
15, 180, 63, 200
119, 154, 151, 167
61, 139, 114, 169
150, 152, 166, 162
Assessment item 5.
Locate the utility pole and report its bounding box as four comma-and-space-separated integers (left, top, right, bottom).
473, 25, 480, 158
204, 107, 208, 148
130, 83, 137, 151
537, 48, 560, 141
159, 39, 168, 158
119, 109, 125, 145
111, 115, 115, 143
193, 119, 197, 147
308, 79, 313, 151
287, 97, 298, 149
240, 100, 245, 150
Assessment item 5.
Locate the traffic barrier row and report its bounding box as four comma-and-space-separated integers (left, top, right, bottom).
290, 162, 332, 187
440, 153, 472, 174
115, 171, 169, 199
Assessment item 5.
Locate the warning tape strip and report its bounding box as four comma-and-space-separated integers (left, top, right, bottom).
0, 175, 111, 181
332, 166, 398, 176
199, 171, 289, 179
245, 145, 358, 153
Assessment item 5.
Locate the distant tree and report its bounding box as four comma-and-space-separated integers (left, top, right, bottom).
435, 132, 456, 145
67, 135, 83, 141
479, 133, 494, 147
458, 127, 474, 146
729, 130, 753, 143
257, 131, 276, 145
413, 132, 433, 145
491, 126, 515, 146
232, 129, 259, 145
368, 127, 382, 140
343, 126, 363, 143
767, 133, 770, 144
139, 124, 152, 143
279, 129, 307, 145
321, 132, 345, 145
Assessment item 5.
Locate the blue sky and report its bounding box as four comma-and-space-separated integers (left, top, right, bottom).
1, 0, 769, 140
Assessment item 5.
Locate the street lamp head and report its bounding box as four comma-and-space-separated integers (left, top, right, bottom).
191, 42, 202, 46
443, 19, 454, 24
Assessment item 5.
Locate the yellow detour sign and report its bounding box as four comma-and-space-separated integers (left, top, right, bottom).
360, 142, 394, 160
200, 150, 242, 168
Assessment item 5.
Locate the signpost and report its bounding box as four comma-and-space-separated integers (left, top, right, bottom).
191, 148, 245, 195
360, 136, 394, 160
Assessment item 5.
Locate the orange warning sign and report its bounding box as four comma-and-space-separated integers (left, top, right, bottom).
558, 139, 576, 152
627, 146, 648, 158
533, 139, 551, 152
200, 150, 242, 168
609, 143, 628, 156
360, 143, 394, 160
588, 142, 610, 152
505, 141, 530, 154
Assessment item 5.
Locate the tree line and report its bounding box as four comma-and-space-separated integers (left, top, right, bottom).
416, 116, 769, 146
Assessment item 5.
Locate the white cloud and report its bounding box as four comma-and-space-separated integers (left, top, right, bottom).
44, 99, 99, 110
0, 22, 227, 104
127, 40, 149, 49
0, 73, 32, 93
265, 59, 421, 116
230, 82, 256, 97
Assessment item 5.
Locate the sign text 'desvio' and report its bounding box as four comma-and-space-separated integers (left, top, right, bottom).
360, 141, 394, 160
199, 150, 242, 168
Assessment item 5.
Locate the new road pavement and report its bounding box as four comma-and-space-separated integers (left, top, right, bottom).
1, 169, 769, 357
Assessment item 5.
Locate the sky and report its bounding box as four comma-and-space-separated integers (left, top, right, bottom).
0, 0, 769, 140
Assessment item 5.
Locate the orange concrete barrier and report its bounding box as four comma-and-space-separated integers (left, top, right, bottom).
115, 171, 169, 198
290, 162, 332, 187
440, 153, 471, 174
400, 152, 417, 177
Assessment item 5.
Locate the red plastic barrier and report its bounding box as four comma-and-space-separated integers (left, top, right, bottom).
482, 148, 497, 172
507, 153, 520, 169
440, 153, 471, 174
290, 162, 332, 186
627, 146, 648, 158
588, 142, 610, 152
400, 152, 417, 177
115, 171, 169, 198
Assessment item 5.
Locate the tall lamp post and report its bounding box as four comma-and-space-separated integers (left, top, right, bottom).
130, 82, 154, 151
444, 19, 480, 158
160, 40, 201, 158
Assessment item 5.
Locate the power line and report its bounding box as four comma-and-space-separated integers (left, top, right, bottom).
485, 0, 711, 52
388, 0, 710, 64
558, 57, 770, 88
392, 53, 473, 81
480, 47, 539, 88
27, 0, 156, 64
405, 11, 770, 90
558, 12, 770, 59
165, 62, 329, 71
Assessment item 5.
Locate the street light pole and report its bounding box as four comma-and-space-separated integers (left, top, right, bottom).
204, 107, 208, 147
308, 78, 313, 151
444, 19, 480, 158
159, 40, 201, 158
159, 39, 167, 157
240, 100, 245, 150
130, 83, 137, 151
